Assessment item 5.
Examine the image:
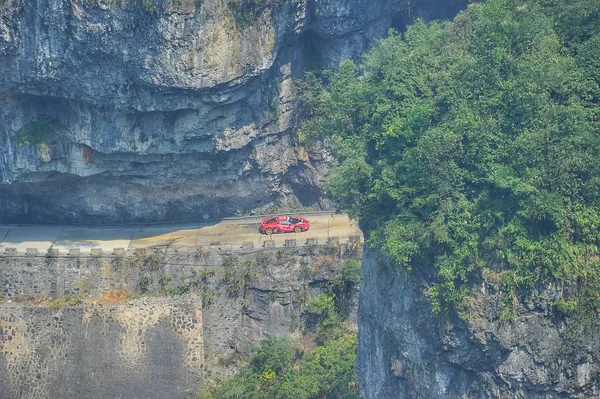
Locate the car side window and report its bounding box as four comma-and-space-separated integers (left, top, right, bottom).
279, 221, 289, 225
265, 218, 277, 224
290, 218, 300, 224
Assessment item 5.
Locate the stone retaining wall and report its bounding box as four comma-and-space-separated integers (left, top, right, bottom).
0, 235, 361, 257
0, 244, 362, 398
0, 297, 203, 399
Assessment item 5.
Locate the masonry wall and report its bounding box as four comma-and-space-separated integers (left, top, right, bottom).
0, 244, 361, 398
0, 298, 203, 399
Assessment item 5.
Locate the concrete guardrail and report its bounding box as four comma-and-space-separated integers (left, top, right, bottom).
1, 235, 363, 258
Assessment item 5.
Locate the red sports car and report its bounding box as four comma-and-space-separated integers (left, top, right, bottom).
260, 215, 310, 235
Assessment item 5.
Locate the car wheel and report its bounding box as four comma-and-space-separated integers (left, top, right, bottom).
265, 228, 274, 235
294, 226, 302, 233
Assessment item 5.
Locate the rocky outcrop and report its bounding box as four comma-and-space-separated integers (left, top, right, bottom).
357, 245, 600, 399
0, 0, 466, 224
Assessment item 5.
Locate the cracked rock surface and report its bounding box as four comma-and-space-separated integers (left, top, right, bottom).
357, 245, 600, 399
0, 0, 466, 223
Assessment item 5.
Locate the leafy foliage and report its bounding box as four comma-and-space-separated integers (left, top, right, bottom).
198, 258, 361, 399
15, 115, 63, 148
332, 259, 361, 294
306, 293, 336, 316
228, 0, 282, 27
142, 0, 157, 13
300, 0, 600, 314
222, 255, 258, 297
47, 294, 86, 308
249, 338, 296, 375
198, 334, 359, 399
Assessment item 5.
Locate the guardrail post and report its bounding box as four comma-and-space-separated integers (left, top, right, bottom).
5, 248, 18, 256
91, 249, 103, 257
285, 239, 297, 248
135, 248, 147, 256
263, 241, 276, 249
113, 248, 125, 256
49, 248, 60, 257
69, 249, 81, 257
26, 248, 38, 257
305, 238, 318, 246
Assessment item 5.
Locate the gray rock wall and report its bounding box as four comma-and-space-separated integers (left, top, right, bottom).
0, 0, 467, 224
0, 298, 204, 399
0, 244, 360, 397
357, 245, 600, 399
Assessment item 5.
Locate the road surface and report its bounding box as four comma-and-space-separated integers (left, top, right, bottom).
0, 213, 362, 255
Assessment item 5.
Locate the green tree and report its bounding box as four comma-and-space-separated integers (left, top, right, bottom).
301, 0, 600, 314
202, 334, 359, 399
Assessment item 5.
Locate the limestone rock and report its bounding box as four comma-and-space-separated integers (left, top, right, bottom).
0, 0, 467, 223
357, 245, 600, 399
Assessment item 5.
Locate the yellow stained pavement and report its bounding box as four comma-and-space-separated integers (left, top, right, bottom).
128, 214, 360, 249
0, 213, 362, 254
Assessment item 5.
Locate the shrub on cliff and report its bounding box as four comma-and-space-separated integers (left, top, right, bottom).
300, 0, 600, 316
197, 263, 361, 399
15, 115, 63, 149
198, 333, 359, 399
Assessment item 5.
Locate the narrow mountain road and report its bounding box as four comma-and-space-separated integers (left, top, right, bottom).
0, 213, 362, 254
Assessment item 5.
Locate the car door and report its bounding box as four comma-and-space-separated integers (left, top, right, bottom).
278, 221, 293, 232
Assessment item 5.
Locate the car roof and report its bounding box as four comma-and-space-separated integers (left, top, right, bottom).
262, 215, 305, 222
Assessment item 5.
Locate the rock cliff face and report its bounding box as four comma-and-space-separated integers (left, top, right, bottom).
0, 0, 466, 224
357, 246, 600, 399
